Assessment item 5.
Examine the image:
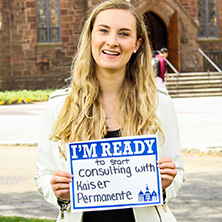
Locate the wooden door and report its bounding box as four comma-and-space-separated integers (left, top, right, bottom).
168, 11, 180, 72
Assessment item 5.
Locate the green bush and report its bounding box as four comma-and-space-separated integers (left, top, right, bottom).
0, 89, 56, 105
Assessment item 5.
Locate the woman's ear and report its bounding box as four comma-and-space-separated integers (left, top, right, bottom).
134, 38, 142, 52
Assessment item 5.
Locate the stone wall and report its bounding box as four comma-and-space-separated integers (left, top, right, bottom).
0, 0, 87, 90
179, 0, 197, 19
0, 0, 11, 77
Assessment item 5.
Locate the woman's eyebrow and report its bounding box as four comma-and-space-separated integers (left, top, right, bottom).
97, 24, 110, 29
97, 24, 132, 32
119, 28, 132, 32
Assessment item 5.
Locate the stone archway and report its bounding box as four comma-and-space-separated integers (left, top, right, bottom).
144, 11, 168, 52
134, 0, 182, 71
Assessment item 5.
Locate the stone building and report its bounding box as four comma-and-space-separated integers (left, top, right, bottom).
0, 0, 221, 90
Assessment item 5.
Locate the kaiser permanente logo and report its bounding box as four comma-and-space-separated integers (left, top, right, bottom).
138, 184, 157, 202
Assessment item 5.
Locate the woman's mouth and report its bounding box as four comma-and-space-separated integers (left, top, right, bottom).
102, 50, 120, 56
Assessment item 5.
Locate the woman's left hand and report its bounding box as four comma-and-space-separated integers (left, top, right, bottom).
157, 157, 177, 190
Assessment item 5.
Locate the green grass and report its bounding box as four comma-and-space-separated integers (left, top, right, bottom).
0, 216, 55, 222
0, 89, 56, 105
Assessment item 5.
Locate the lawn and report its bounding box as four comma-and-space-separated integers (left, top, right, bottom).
0, 216, 55, 222
0, 89, 56, 105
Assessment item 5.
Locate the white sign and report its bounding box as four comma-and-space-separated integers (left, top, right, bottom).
66, 135, 163, 212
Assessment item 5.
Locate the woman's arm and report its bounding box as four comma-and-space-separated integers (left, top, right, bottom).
157, 92, 185, 202
34, 91, 69, 207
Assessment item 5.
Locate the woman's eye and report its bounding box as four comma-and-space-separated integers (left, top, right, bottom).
119, 32, 129, 37
100, 29, 108, 33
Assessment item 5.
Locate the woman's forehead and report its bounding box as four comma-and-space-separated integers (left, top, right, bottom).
93, 9, 136, 30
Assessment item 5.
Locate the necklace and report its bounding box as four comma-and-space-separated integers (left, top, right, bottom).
105, 106, 116, 124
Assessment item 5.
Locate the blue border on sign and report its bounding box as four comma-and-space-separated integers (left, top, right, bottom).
67, 135, 162, 211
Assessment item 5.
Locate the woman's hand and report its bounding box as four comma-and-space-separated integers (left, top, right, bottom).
50, 170, 73, 200
157, 157, 177, 190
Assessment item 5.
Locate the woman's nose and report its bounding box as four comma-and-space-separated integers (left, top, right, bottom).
106, 33, 119, 47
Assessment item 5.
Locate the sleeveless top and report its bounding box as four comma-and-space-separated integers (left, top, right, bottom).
83, 130, 135, 222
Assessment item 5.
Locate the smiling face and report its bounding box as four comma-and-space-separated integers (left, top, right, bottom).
91, 9, 142, 74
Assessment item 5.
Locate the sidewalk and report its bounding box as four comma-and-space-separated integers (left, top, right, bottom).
0, 145, 58, 220
173, 96, 222, 154
0, 102, 46, 145
0, 96, 222, 151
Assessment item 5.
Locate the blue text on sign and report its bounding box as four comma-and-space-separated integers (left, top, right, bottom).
70, 138, 156, 160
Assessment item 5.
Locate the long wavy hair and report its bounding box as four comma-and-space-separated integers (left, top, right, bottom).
51, 0, 163, 149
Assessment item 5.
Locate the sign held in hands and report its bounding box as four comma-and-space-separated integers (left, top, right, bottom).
66, 135, 163, 212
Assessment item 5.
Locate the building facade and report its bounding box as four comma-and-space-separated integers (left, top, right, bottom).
0, 0, 221, 90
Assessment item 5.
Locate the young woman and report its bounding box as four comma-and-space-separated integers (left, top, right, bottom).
35, 1, 185, 221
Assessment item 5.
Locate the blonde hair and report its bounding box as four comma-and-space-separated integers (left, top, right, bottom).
51, 0, 163, 148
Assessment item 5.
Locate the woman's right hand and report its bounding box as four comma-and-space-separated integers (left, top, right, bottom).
50, 170, 73, 200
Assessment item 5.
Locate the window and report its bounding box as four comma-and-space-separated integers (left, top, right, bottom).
36, 0, 61, 43
198, 0, 219, 38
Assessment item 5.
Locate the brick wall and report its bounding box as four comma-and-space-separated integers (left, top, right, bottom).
179, 0, 197, 19
219, 0, 222, 38
0, 0, 11, 77
0, 0, 87, 90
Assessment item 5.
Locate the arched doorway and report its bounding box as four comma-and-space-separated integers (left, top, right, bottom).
144, 12, 168, 53
144, 11, 181, 72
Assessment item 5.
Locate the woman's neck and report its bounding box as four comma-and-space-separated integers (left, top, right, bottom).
96, 68, 124, 130
96, 68, 125, 98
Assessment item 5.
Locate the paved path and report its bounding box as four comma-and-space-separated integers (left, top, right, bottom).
0, 145, 58, 220
0, 102, 46, 145
169, 152, 222, 222
173, 97, 222, 150
0, 96, 222, 150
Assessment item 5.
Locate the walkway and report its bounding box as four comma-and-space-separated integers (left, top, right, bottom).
0, 96, 222, 150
